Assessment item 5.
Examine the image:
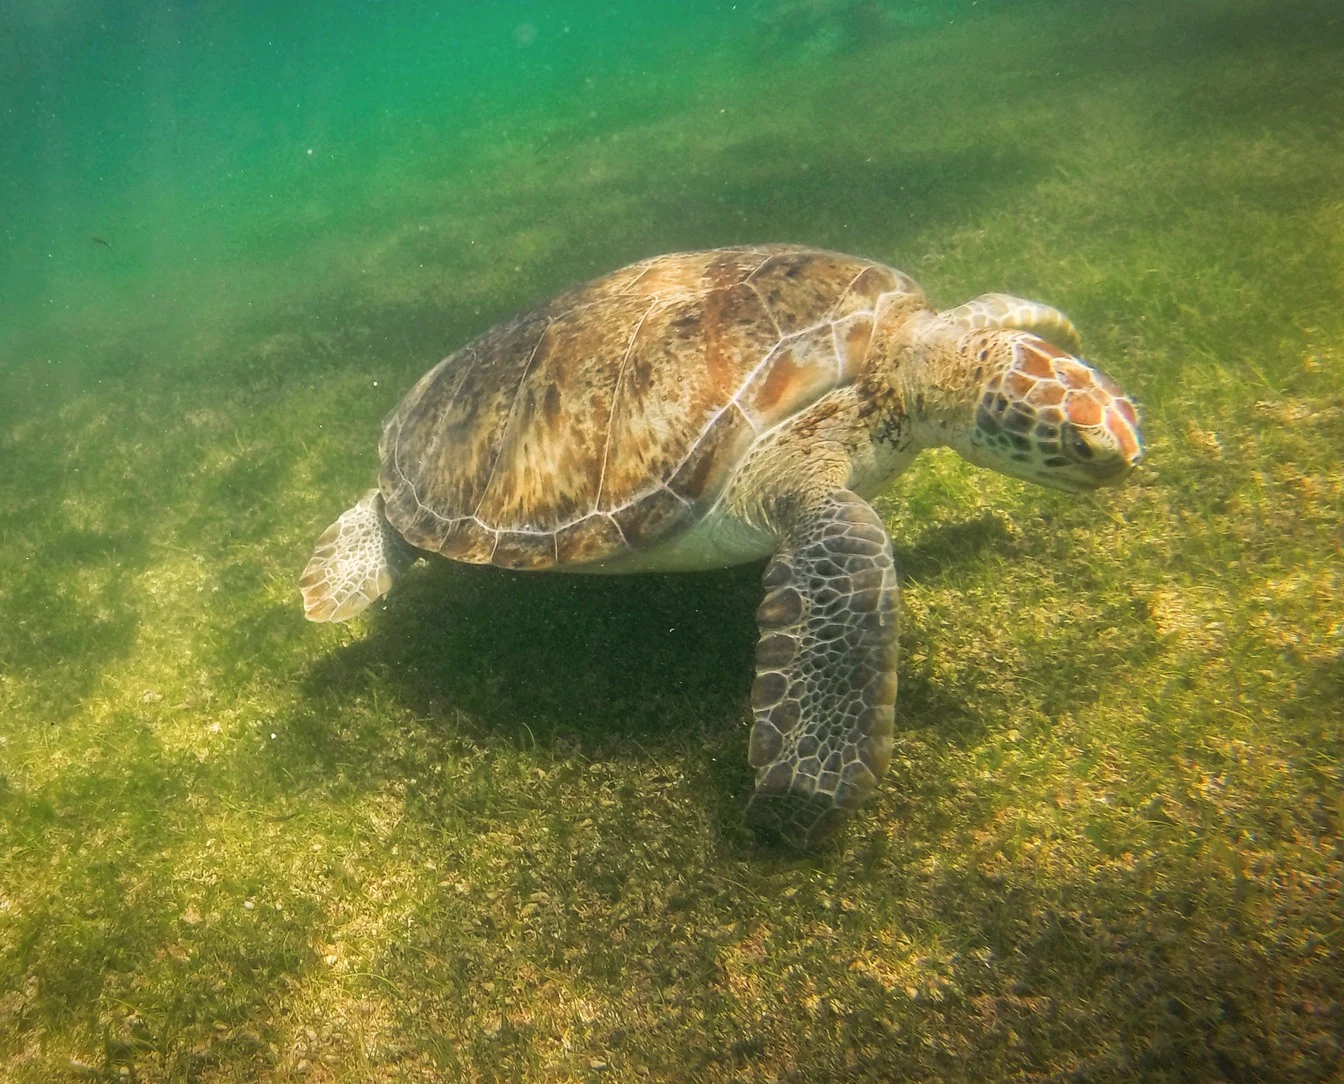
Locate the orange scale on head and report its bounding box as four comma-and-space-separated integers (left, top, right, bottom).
1106, 406, 1142, 459
1087, 387, 1112, 407
1065, 394, 1103, 427
1003, 370, 1036, 397
1027, 382, 1067, 407
1112, 398, 1139, 427
1015, 346, 1056, 379
1056, 359, 1094, 390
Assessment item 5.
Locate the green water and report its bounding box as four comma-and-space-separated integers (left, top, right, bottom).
2, 0, 1342, 1079
3, 3, 729, 334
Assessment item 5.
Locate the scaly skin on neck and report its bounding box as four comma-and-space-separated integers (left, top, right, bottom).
851, 308, 979, 476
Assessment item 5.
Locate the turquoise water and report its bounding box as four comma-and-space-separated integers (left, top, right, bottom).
2, 0, 1342, 1078
3, 2, 713, 328
1, 0, 999, 359
1, 3, 822, 330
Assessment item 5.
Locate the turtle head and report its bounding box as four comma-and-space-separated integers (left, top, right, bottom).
949, 332, 1144, 493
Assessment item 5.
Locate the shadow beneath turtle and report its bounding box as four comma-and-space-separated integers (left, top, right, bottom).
300, 511, 1015, 756
895, 512, 1016, 586
302, 557, 763, 763
293, 515, 1013, 841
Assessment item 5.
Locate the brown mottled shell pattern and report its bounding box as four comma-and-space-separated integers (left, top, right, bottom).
379, 245, 924, 569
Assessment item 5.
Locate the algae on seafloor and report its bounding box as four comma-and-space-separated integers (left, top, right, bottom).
0, 0, 1341, 1079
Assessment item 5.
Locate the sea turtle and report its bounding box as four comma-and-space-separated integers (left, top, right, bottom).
301, 245, 1143, 846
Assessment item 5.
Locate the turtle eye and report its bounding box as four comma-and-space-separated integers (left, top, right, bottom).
1063, 425, 1093, 461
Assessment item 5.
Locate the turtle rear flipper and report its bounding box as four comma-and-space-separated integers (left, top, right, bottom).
745, 489, 900, 847
300, 490, 415, 622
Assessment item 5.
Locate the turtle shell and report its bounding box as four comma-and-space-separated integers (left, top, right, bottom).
378, 245, 925, 570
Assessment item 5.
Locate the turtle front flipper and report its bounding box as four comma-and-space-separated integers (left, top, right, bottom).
941, 292, 1082, 354
745, 489, 900, 847
300, 490, 416, 622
